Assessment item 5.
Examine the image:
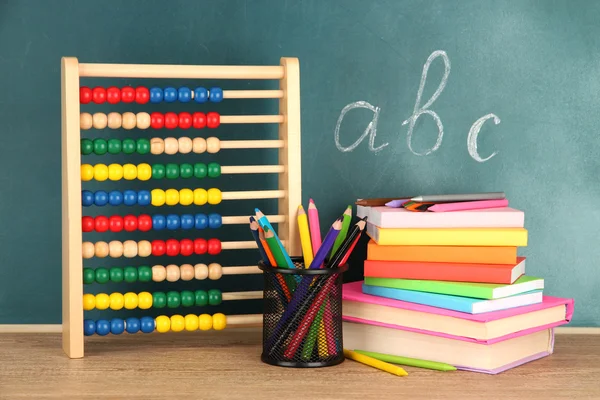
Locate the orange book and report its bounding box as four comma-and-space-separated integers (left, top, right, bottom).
364, 257, 526, 284
367, 240, 518, 265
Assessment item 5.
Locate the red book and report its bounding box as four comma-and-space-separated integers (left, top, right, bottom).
364, 257, 526, 284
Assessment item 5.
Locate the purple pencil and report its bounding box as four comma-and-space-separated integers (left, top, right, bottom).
308, 219, 342, 269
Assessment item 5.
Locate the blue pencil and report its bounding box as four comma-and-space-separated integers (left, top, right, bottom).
255, 208, 294, 269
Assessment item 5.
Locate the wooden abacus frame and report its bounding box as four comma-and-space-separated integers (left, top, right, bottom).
62, 57, 302, 358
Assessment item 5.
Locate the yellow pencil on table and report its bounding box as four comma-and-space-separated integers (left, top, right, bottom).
297, 205, 313, 268
343, 349, 408, 377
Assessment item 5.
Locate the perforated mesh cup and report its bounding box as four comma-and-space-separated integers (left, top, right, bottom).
259, 257, 347, 368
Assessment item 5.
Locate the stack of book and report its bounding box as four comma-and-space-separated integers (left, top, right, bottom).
342, 199, 574, 374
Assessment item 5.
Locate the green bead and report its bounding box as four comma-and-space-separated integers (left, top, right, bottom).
180, 163, 193, 179
95, 267, 109, 284
152, 164, 165, 179
167, 291, 181, 308
194, 163, 207, 179
107, 138, 122, 154
165, 163, 179, 179
123, 266, 138, 283
83, 268, 95, 284
93, 139, 107, 155
207, 162, 221, 178
109, 267, 124, 283
136, 138, 150, 154
195, 290, 208, 306
208, 289, 222, 306
153, 292, 167, 308
181, 290, 195, 307
122, 138, 136, 154
81, 139, 93, 155
137, 266, 152, 282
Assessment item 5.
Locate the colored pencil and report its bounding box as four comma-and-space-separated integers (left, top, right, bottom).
354, 350, 456, 371
308, 199, 322, 256
330, 205, 352, 256
249, 217, 270, 266
297, 205, 314, 267
344, 349, 408, 377
385, 199, 409, 208
410, 192, 505, 202
308, 220, 342, 269
255, 208, 294, 269
428, 198, 509, 212
258, 227, 276, 267
264, 227, 291, 268
326, 219, 367, 268
355, 197, 404, 206
301, 300, 327, 360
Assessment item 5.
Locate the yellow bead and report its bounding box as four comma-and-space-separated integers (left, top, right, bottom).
165, 189, 179, 206
151, 189, 166, 206
138, 292, 152, 309
108, 164, 124, 181
156, 315, 170, 333
83, 294, 96, 311
193, 188, 207, 205
109, 292, 125, 310
184, 314, 199, 331
170, 315, 185, 332
137, 163, 152, 181
207, 188, 222, 205
93, 164, 109, 181
213, 313, 227, 331
179, 188, 193, 206
123, 292, 139, 310
123, 163, 137, 180
198, 314, 213, 331
81, 164, 94, 181
95, 293, 110, 310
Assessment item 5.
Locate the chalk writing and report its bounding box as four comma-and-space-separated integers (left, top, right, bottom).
467, 113, 501, 162
334, 101, 388, 153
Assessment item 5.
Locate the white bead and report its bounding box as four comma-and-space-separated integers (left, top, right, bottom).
107, 112, 122, 129
194, 263, 208, 280
151, 138, 164, 154
152, 265, 166, 282
108, 240, 124, 258
208, 263, 222, 280
206, 137, 220, 153
164, 137, 178, 155
138, 240, 152, 257
180, 264, 194, 281
193, 138, 207, 153
178, 137, 193, 154
94, 241, 109, 258
122, 240, 138, 258
80, 113, 93, 130
166, 264, 180, 282
136, 112, 151, 129
82, 242, 95, 259
122, 112, 136, 130
92, 112, 108, 129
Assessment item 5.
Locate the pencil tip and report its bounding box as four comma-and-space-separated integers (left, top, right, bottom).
298, 204, 304, 210
309, 198, 314, 203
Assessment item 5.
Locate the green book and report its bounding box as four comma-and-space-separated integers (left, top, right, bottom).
363, 275, 544, 299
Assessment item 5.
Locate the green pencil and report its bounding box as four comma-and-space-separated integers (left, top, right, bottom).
354, 350, 457, 371
264, 227, 290, 268
330, 205, 352, 256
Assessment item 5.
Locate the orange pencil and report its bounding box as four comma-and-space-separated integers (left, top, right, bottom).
259, 227, 292, 302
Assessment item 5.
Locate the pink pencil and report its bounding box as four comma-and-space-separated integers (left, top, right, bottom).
428, 199, 509, 213
308, 199, 322, 255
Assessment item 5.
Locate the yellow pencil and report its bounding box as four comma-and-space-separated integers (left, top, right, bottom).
343, 349, 408, 377
297, 205, 313, 267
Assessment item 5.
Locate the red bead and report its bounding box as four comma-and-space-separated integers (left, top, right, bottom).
92, 87, 106, 104
151, 240, 166, 256
207, 112, 220, 128
180, 239, 194, 256
192, 112, 206, 129
82, 216, 94, 232
94, 216, 109, 232
178, 112, 192, 129
208, 238, 221, 255
166, 239, 180, 257
80, 87, 92, 104
150, 112, 165, 129
123, 215, 138, 232
138, 214, 152, 232
193, 238, 207, 255
164, 112, 178, 129
121, 86, 135, 103
108, 215, 124, 232
135, 87, 150, 104
106, 86, 121, 104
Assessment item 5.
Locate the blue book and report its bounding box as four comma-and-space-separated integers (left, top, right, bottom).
362, 283, 543, 314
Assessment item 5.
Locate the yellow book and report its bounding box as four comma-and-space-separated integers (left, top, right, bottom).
367, 224, 527, 246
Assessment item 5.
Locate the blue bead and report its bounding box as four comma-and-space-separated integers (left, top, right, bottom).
96, 319, 110, 336
209, 87, 223, 102
208, 213, 222, 229
166, 214, 180, 230
83, 319, 96, 336
178, 87, 191, 102
137, 190, 151, 206
150, 87, 163, 103
123, 190, 137, 206
195, 213, 208, 229
125, 317, 140, 334
164, 87, 177, 102
180, 214, 194, 229
152, 214, 166, 230
109, 190, 123, 206
110, 318, 125, 335
94, 191, 108, 206
194, 87, 208, 103
140, 316, 155, 333
82, 190, 94, 207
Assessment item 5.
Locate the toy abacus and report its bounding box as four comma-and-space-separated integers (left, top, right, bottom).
61, 57, 301, 358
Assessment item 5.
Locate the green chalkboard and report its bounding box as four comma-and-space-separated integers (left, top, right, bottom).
0, 0, 597, 327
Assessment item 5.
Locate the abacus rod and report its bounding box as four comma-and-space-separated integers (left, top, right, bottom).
227, 314, 263, 327
220, 241, 259, 250
221, 266, 261, 275
220, 115, 284, 124
222, 190, 286, 200
220, 165, 285, 174
223, 90, 283, 99
78, 63, 285, 80
222, 291, 263, 301
222, 215, 285, 224
220, 140, 284, 149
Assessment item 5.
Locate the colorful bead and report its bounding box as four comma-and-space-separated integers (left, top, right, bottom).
80, 87, 92, 104
152, 164, 166, 179
208, 289, 222, 305
164, 87, 177, 102
178, 87, 192, 102
82, 216, 94, 232
166, 214, 180, 230
138, 292, 152, 309
207, 112, 220, 128
193, 188, 208, 205
82, 242, 95, 259
83, 268, 95, 284
167, 291, 181, 308
93, 138, 108, 155
137, 163, 152, 181
194, 238, 207, 254
151, 112, 165, 129
108, 215, 123, 232
193, 137, 207, 153
123, 190, 137, 206
194, 163, 207, 178
124, 292, 139, 309
83, 294, 95, 311
153, 292, 167, 309
206, 137, 220, 153
106, 86, 121, 104
107, 112, 122, 129
213, 313, 226, 330
95, 268, 109, 284
165, 112, 178, 129
181, 214, 194, 229
152, 214, 166, 230
138, 190, 151, 206
107, 138, 121, 154
135, 86, 150, 104
166, 239, 180, 257
80, 113, 93, 130
165, 189, 179, 205
152, 240, 166, 256
93, 164, 109, 181
138, 266, 152, 282
207, 162, 221, 178
195, 290, 208, 306
121, 86, 135, 103
181, 290, 195, 307
122, 112, 136, 129
198, 314, 212, 331
170, 315, 185, 332
178, 137, 193, 154
84, 320, 96, 336
208, 239, 221, 256
208, 263, 223, 280
209, 87, 223, 102
123, 164, 137, 180
123, 215, 137, 232
108, 164, 123, 181
180, 239, 194, 256
166, 264, 180, 281
92, 87, 106, 104
122, 138, 136, 154
179, 189, 193, 206
109, 190, 123, 206
125, 317, 140, 334
194, 87, 208, 103
150, 87, 163, 103
195, 214, 208, 229
81, 139, 93, 155
140, 317, 155, 333
123, 240, 138, 258
151, 138, 164, 154
138, 214, 152, 231
152, 265, 166, 282
109, 292, 124, 310
92, 112, 108, 129
110, 318, 125, 335
180, 264, 194, 281
94, 216, 108, 232
192, 112, 206, 129
179, 112, 192, 129
195, 264, 208, 280
136, 138, 150, 154
208, 213, 222, 228
95, 293, 110, 310
155, 315, 170, 333
96, 320, 110, 336
124, 266, 138, 282
136, 112, 151, 129
165, 163, 179, 179
138, 240, 152, 257
164, 137, 178, 154
95, 241, 109, 258
81, 164, 93, 181
185, 314, 199, 331
109, 267, 124, 282
207, 188, 222, 205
